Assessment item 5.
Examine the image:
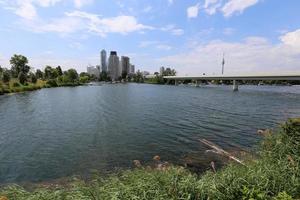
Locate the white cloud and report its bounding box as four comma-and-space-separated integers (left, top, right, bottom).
204, 0, 223, 15
222, 0, 259, 17
65, 11, 153, 36
156, 44, 172, 51
15, 1, 37, 20
159, 29, 300, 75
187, 3, 200, 18
280, 29, 300, 48
168, 0, 174, 5
73, 0, 93, 8
161, 24, 184, 36
139, 41, 172, 51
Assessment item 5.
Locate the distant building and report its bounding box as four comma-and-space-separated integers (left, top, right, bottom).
142, 71, 150, 76
121, 56, 130, 75
87, 65, 100, 78
160, 67, 165, 75
108, 51, 120, 81
130, 64, 135, 74
101, 49, 107, 72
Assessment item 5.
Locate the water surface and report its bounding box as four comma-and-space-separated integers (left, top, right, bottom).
0, 84, 299, 183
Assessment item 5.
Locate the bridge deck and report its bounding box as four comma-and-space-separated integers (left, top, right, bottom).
164, 74, 300, 81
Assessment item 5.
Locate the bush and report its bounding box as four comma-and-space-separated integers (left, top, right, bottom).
13, 82, 21, 87
31, 74, 37, 84
46, 79, 58, 87
2, 71, 10, 83
18, 72, 27, 84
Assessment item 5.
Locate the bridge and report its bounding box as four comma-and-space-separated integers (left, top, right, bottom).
163, 73, 300, 91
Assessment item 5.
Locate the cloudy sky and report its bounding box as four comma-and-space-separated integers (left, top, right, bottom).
0, 0, 300, 75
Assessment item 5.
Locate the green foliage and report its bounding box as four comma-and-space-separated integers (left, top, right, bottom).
13, 82, 21, 87
2, 70, 10, 83
79, 76, 89, 83
44, 66, 59, 79
46, 79, 58, 87
31, 73, 37, 84
66, 69, 78, 83
35, 69, 44, 79
56, 66, 63, 76
18, 72, 27, 84
10, 54, 30, 77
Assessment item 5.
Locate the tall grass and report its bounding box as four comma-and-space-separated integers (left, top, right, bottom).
1, 119, 299, 199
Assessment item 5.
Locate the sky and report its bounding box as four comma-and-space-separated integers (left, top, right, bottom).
0, 0, 300, 75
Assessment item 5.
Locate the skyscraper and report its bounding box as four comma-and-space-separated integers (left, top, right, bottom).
121, 56, 130, 75
101, 49, 107, 72
108, 51, 120, 81
130, 64, 135, 74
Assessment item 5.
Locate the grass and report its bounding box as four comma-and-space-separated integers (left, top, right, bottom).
1, 118, 300, 199
0, 79, 82, 95
0, 79, 47, 95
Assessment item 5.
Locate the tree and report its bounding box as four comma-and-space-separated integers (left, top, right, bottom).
44, 66, 58, 79
100, 71, 108, 81
44, 66, 52, 79
163, 68, 176, 76
18, 72, 27, 84
66, 69, 78, 83
30, 73, 37, 83
10, 54, 30, 77
36, 69, 43, 79
3, 70, 10, 83
56, 66, 63, 76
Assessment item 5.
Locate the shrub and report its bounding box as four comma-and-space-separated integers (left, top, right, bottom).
18, 72, 27, 84
13, 82, 21, 87
2, 71, 10, 83
46, 79, 58, 87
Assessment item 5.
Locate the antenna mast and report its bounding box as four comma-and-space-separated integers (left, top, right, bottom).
221, 53, 225, 75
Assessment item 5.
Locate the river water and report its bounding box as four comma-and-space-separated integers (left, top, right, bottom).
0, 84, 299, 183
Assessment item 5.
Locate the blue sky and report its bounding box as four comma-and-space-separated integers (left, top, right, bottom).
0, 0, 300, 75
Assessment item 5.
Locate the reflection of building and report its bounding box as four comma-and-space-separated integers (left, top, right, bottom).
121, 56, 130, 75
108, 51, 120, 81
87, 64, 100, 78
101, 49, 107, 72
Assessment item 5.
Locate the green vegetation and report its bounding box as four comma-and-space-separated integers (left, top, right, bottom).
1, 118, 299, 199
0, 54, 92, 95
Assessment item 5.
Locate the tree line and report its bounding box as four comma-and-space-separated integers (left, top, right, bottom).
0, 54, 93, 88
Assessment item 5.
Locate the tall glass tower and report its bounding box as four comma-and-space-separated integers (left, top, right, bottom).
101, 49, 107, 72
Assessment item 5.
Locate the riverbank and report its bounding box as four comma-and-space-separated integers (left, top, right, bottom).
0, 118, 299, 199
0, 79, 82, 95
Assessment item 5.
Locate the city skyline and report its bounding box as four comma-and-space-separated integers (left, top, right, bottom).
0, 0, 300, 75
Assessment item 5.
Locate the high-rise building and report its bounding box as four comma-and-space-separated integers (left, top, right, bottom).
160, 67, 165, 75
101, 49, 107, 72
130, 64, 135, 74
121, 56, 130, 75
87, 64, 100, 78
108, 51, 120, 81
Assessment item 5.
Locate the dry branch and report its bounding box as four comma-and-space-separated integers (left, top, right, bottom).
199, 139, 246, 166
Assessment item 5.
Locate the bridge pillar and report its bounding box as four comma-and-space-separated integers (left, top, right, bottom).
233, 80, 238, 91
195, 80, 200, 87
175, 80, 178, 86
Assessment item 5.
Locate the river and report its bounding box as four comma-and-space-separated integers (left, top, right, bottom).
0, 84, 300, 183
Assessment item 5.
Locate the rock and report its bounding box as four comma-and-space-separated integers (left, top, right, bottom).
153, 155, 160, 161
133, 160, 142, 168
